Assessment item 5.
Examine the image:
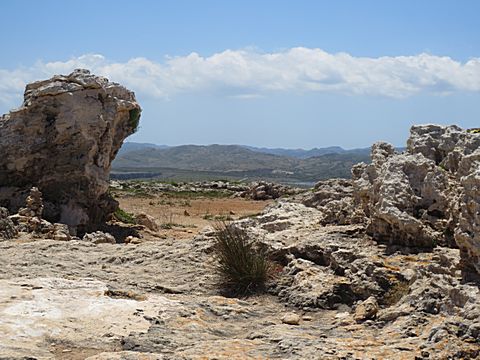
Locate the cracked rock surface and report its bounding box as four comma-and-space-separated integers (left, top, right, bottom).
1, 199, 478, 359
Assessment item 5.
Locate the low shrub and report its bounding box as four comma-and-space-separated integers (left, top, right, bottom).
114, 208, 136, 224
128, 108, 141, 133
213, 222, 272, 295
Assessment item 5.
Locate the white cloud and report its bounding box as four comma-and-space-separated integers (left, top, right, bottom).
1, 48, 480, 109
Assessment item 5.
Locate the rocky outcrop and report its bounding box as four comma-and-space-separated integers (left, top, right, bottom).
240, 181, 300, 200
5, 187, 73, 241
352, 141, 455, 248
0, 69, 141, 234
0, 178, 479, 358
301, 178, 363, 225
455, 149, 480, 280
354, 125, 480, 278
300, 124, 480, 279
216, 199, 480, 357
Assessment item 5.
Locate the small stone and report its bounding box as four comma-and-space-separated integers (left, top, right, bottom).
82, 231, 116, 244
354, 296, 379, 323
52, 223, 71, 241
281, 312, 301, 325
125, 236, 142, 244
135, 213, 159, 232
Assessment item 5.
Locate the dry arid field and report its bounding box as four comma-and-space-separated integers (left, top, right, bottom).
115, 187, 271, 240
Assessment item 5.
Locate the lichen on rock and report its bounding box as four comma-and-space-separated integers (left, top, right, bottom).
0, 69, 141, 234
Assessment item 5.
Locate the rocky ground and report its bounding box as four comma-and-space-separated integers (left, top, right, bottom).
1, 195, 479, 359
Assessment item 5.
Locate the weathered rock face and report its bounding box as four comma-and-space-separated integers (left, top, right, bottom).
0, 69, 141, 233
301, 178, 363, 225
407, 124, 480, 171
455, 149, 480, 280
353, 141, 455, 248
352, 125, 480, 278
301, 124, 480, 279
0, 207, 17, 239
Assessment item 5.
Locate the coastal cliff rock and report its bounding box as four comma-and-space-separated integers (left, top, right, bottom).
0, 69, 141, 233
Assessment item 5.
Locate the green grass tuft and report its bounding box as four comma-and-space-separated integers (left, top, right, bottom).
213, 222, 272, 296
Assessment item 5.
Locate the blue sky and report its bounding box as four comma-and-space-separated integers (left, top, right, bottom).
1, 0, 479, 148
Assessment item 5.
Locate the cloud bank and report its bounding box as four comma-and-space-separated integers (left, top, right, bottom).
1, 48, 480, 107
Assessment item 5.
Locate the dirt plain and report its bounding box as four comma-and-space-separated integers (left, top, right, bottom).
115, 189, 271, 240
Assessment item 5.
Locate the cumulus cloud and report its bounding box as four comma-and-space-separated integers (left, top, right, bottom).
1, 48, 480, 108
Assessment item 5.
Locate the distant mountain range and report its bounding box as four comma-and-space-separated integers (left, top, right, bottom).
112, 142, 374, 184
117, 142, 371, 159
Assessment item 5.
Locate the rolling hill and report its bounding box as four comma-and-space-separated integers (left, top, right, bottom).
112, 143, 372, 184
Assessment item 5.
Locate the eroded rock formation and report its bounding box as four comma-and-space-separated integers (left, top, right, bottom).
302, 124, 480, 280
352, 140, 455, 248
221, 199, 480, 357
0, 69, 141, 233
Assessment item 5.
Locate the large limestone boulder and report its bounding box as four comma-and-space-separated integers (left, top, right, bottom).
0, 69, 141, 233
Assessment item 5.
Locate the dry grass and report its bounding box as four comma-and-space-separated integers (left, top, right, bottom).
213, 222, 273, 296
